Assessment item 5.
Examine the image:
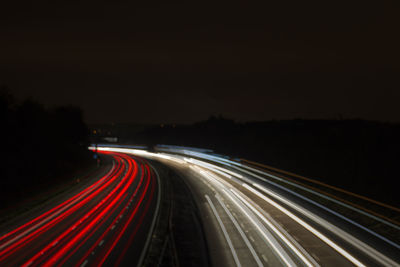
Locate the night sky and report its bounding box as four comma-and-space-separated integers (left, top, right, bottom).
1, 0, 399, 124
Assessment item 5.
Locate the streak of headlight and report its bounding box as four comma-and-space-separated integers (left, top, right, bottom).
196, 169, 296, 267
184, 158, 234, 179
93, 147, 187, 164
219, 188, 296, 267
178, 148, 400, 235
228, 190, 318, 267
93, 147, 397, 266
176, 149, 398, 266
156, 153, 186, 164
215, 195, 266, 267
188, 157, 367, 267
244, 184, 366, 267
220, 160, 400, 246
205, 195, 242, 267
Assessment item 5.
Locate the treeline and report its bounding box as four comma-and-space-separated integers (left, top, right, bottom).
0, 89, 92, 207
125, 116, 400, 206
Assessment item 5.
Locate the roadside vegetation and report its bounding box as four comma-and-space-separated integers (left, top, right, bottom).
0, 87, 94, 211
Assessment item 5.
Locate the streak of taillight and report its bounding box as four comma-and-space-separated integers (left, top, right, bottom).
20, 155, 134, 267
74, 160, 147, 267
37, 155, 138, 267
0, 154, 118, 245
115, 165, 156, 266
0, 155, 126, 262
42, 158, 137, 267
98, 163, 152, 266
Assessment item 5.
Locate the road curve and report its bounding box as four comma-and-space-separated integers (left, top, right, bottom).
94, 145, 400, 267
0, 151, 160, 267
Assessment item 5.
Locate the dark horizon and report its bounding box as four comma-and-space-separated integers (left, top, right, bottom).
3, 88, 400, 125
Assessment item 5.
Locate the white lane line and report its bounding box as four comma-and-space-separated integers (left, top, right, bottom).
136, 162, 162, 267
80, 259, 88, 267
249, 235, 255, 242
251, 183, 400, 266
99, 240, 104, 247
311, 253, 320, 262
263, 211, 319, 266
185, 153, 395, 266
216, 195, 264, 267
223, 190, 296, 267
230, 189, 318, 267
262, 254, 269, 263
178, 149, 400, 244
207, 155, 400, 250
195, 164, 295, 266
245, 184, 367, 267
205, 195, 241, 267
234, 159, 400, 231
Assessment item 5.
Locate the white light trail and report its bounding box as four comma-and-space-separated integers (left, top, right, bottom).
194, 167, 297, 266
229, 190, 318, 267
220, 189, 296, 267
205, 195, 241, 267
244, 184, 367, 267
91, 146, 400, 266
222, 160, 400, 245
250, 183, 399, 266
173, 147, 400, 233
216, 194, 270, 267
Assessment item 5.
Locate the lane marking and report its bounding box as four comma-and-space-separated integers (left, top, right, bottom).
223, 189, 296, 267
216, 195, 263, 267
80, 259, 88, 267
245, 184, 366, 267
181, 151, 391, 266
196, 164, 295, 266
249, 235, 255, 242
205, 195, 241, 267
230, 189, 318, 267
136, 162, 162, 267
220, 157, 400, 242
311, 253, 320, 262
262, 254, 269, 263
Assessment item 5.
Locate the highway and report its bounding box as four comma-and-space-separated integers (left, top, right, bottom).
1, 145, 399, 266
0, 151, 160, 267
95, 146, 400, 267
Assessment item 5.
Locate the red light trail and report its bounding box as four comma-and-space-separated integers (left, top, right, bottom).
0, 151, 158, 267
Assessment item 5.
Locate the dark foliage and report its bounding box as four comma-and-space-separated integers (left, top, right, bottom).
0, 88, 92, 207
